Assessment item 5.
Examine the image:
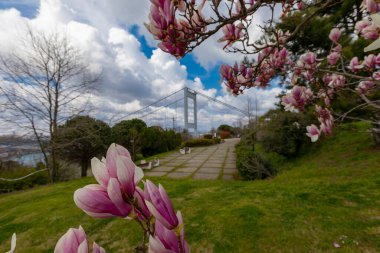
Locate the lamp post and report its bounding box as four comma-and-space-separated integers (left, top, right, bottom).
130, 139, 135, 161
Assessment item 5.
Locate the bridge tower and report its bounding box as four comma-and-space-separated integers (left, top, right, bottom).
184, 87, 197, 134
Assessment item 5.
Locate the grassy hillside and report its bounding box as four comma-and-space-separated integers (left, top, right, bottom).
1, 123, 380, 252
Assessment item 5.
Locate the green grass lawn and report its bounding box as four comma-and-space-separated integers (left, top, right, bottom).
1, 123, 380, 252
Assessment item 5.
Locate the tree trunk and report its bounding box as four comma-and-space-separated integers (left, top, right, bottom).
372, 127, 380, 146
81, 159, 88, 178
51, 137, 59, 182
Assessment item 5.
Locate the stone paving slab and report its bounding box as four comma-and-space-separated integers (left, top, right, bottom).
153, 167, 175, 172
223, 168, 238, 175
165, 162, 184, 166
207, 158, 224, 162
167, 172, 192, 179
176, 167, 198, 173
224, 164, 236, 169
193, 173, 219, 180
198, 167, 221, 174
145, 171, 167, 177
200, 163, 223, 168
222, 174, 234, 180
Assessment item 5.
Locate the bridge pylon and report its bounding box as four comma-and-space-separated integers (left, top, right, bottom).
184, 87, 197, 135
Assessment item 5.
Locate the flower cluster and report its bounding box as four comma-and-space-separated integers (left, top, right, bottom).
218, 23, 245, 48
281, 86, 313, 112
220, 47, 290, 95
145, 0, 206, 58
74, 143, 189, 252
146, 0, 380, 142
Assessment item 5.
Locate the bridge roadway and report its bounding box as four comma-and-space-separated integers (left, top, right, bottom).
145, 138, 240, 180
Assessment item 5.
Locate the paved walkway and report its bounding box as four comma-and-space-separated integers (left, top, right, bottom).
145, 138, 240, 180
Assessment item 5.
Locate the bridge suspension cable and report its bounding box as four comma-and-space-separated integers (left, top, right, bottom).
187, 88, 249, 116
113, 88, 185, 123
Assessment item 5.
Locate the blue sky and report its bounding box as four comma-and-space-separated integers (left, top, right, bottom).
129, 25, 223, 92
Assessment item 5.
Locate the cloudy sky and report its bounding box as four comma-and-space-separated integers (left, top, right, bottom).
0, 0, 283, 134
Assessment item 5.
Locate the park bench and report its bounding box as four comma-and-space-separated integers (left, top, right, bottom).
139, 158, 160, 170
179, 147, 191, 154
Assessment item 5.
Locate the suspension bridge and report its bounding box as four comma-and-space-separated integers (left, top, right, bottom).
113, 87, 249, 134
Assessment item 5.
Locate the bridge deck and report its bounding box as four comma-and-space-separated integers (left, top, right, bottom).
144, 138, 240, 180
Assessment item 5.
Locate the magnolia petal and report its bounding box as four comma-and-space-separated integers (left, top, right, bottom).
148, 236, 175, 253
107, 178, 132, 216
145, 201, 173, 229
116, 156, 135, 196
54, 234, 65, 253
73, 185, 121, 218
158, 184, 178, 226
64, 229, 79, 253
91, 158, 109, 187
77, 240, 89, 253
93, 242, 107, 253
364, 38, 380, 52
134, 166, 144, 184
6, 233, 16, 253
370, 13, 380, 27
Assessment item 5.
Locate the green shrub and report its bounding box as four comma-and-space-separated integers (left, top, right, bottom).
259, 109, 314, 158
212, 137, 221, 144
203, 134, 213, 139
235, 142, 276, 180
183, 137, 221, 147
141, 126, 169, 156
165, 130, 182, 150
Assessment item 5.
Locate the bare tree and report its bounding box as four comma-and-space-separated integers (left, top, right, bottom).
0, 28, 100, 182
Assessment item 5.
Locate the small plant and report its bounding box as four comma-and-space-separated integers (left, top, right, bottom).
235, 142, 276, 180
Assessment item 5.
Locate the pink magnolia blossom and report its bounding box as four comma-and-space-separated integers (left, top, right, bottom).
362, 23, 379, 40
134, 186, 151, 221
356, 80, 375, 94
6, 233, 16, 253
315, 106, 334, 135
329, 28, 342, 43
320, 120, 333, 135
306, 124, 320, 142
54, 226, 88, 253
281, 86, 313, 112
92, 143, 143, 196
363, 0, 379, 13
218, 23, 244, 48
299, 52, 316, 69
74, 184, 132, 218
149, 214, 190, 253
373, 71, 380, 80
295, 52, 317, 80
363, 54, 377, 68
297, 1, 304, 10
74, 144, 144, 218
146, 0, 206, 58
316, 106, 333, 124
349, 57, 363, 72
93, 242, 107, 253
144, 180, 179, 230
327, 52, 340, 65
54, 226, 106, 253
355, 20, 372, 33
324, 74, 346, 89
